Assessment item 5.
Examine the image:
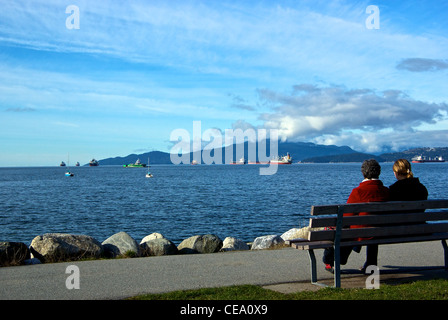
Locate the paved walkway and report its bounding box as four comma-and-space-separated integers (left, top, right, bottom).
1, 241, 447, 300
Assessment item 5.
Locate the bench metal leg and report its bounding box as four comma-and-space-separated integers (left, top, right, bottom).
307, 249, 328, 287
308, 249, 317, 284
306, 240, 342, 287
442, 240, 448, 270
333, 245, 341, 288
332, 206, 344, 288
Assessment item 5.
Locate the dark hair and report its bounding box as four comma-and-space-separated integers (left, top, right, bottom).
361, 159, 381, 179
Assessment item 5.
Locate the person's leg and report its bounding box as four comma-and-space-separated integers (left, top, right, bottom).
361, 244, 378, 270
323, 247, 334, 265
323, 246, 353, 266
340, 246, 354, 265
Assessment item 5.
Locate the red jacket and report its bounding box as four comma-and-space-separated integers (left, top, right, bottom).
345, 179, 390, 239
347, 179, 390, 208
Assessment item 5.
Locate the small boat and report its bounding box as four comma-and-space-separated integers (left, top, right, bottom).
65, 153, 74, 176
191, 160, 199, 165
89, 159, 99, 166
145, 157, 153, 178
75, 162, 80, 166
230, 157, 246, 165
60, 161, 66, 166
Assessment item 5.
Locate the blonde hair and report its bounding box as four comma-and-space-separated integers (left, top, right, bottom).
393, 159, 413, 178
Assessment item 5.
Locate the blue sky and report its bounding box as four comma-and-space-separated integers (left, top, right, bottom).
1, 0, 447, 166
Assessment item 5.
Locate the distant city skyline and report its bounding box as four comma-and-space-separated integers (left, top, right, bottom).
1, 0, 447, 166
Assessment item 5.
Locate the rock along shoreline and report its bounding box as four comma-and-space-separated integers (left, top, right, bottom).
0, 227, 311, 267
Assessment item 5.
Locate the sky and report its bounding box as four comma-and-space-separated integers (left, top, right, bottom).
0, 0, 447, 166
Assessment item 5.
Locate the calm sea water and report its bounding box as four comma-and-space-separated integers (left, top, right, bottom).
1, 163, 447, 245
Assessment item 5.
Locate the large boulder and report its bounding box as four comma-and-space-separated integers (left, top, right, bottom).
281, 227, 310, 241
251, 235, 285, 250
102, 231, 140, 258
177, 234, 222, 254
30, 233, 103, 263
220, 237, 250, 252
0, 242, 30, 267
140, 238, 178, 256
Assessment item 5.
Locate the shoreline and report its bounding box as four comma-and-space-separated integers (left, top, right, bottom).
0, 227, 308, 267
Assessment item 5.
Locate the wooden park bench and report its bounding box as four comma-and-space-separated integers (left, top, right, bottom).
286, 199, 448, 288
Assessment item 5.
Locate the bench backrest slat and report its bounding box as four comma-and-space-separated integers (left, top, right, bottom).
311, 199, 448, 216
308, 222, 448, 241
309, 211, 448, 228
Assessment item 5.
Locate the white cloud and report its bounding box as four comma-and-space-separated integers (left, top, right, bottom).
2, 1, 447, 93
256, 84, 448, 152
314, 129, 448, 153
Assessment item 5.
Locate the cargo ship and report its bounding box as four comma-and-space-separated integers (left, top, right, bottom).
270, 153, 292, 165
411, 155, 445, 163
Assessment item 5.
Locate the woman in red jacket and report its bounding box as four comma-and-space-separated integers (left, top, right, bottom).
323, 159, 390, 273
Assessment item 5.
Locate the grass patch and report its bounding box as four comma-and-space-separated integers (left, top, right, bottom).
129, 279, 448, 300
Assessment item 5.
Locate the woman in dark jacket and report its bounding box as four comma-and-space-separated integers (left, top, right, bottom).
389, 159, 428, 201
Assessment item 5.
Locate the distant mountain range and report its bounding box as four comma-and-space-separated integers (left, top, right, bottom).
94, 142, 448, 165
97, 151, 172, 166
